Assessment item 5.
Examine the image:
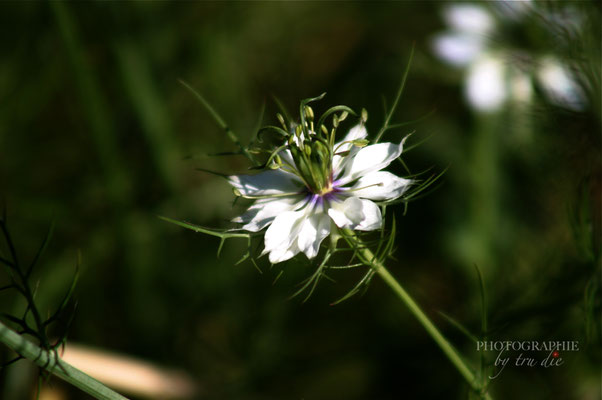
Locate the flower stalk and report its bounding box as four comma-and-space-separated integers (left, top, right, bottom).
343, 229, 492, 400
0, 320, 128, 400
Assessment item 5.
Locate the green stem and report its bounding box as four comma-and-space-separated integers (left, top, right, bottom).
178, 80, 257, 164
348, 231, 492, 399
374, 44, 415, 143
0, 321, 128, 400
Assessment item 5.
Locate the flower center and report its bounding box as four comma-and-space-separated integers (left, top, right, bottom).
317, 182, 335, 197
288, 129, 333, 196
273, 100, 357, 197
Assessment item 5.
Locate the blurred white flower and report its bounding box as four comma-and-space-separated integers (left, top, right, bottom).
537, 57, 585, 111
432, 4, 493, 69
465, 54, 508, 111
443, 4, 494, 36
229, 124, 411, 264
432, 33, 484, 68
432, 3, 586, 112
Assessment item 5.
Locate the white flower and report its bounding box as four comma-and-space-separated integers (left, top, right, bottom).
229, 124, 411, 264
536, 57, 585, 111
432, 3, 586, 112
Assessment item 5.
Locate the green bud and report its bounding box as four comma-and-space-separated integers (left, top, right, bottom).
313, 142, 329, 162
333, 115, 339, 128
305, 106, 314, 120
321, 125, 328, 135
295, 124, 303, 137
274, 154, 282, 165
339, 111, 349, 122
314, 140, 329, 157
277, 113, 286, 129
361, 108, 368, 123
352, 139, 369, 148
304, 145, 312, 156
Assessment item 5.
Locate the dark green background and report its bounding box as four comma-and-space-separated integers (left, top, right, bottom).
0, 2, 600, 399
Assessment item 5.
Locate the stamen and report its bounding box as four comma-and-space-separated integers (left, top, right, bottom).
233, 190, 305, 200
339, 182, 384, 193
333, 139, 368, 154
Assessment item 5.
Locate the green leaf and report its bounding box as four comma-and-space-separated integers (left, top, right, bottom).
330, 269, 375, 305
256, 125, 290, 143
375, 43, 415, 143
289, 251, 331, 302
26, 221, 55, 279
271, 94, 292, 127
44, 253, 80, 328
377, 214, 397, 263
179, 80, 256, 164
437, 311, 479, 343
384, 108, 436, 138
158, 216, 253, 239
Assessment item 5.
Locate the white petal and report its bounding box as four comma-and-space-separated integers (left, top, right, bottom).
537, 57, 586, 111
465, 55, 507, 112
443, 5, 494, 35
229, 170, 302, 196
328, 197, 382, 231
263, 210, 304, 252
335, 124, 368, 150
298, 213, 331, 259
233, 196, 304, 232
348, 171, 411, 201
431, 33, 484, 67
263, 210, 306, 263
332, 124, 367, 176
267, 241, 300, 264
338, 141, 404, 185
354, 199, 382, 231
328, 197, 361, 228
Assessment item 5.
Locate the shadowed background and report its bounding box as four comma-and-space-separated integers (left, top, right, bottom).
0, 1, 600, 399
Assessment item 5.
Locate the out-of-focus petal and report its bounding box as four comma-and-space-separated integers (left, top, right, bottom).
432, 33, 484, 67
444, 4, 495, 35
537, 57, 586, 111
465, 54, 508, 112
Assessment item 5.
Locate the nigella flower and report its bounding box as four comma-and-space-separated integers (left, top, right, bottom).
229, 111, 410, 264
431, 3, 586, 112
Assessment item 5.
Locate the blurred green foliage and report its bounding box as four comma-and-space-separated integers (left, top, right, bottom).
0, 1, 600, 399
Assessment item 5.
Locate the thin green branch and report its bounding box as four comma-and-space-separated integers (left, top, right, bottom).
374, 44, 415, 143
0, 321, 128, 400
343, 228, 493, 400
158, 216, 255, 239
474, 263, 489, 391
0, 221, 48, 349
178, 80, 256, 164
